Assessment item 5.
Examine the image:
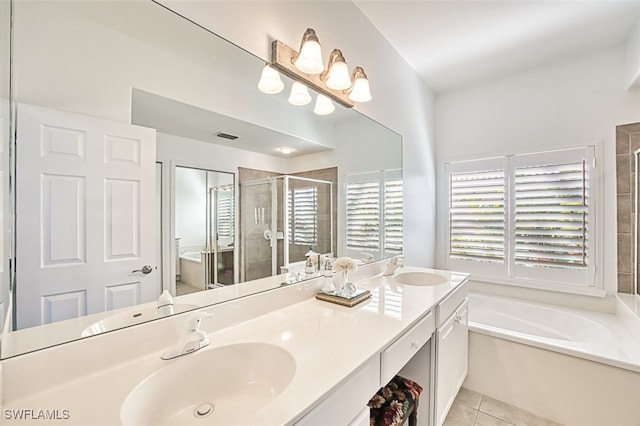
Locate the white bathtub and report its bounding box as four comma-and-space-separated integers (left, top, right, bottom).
179, 250, 207, 289
468, 292, 640, 371
180, 250, 203, 264
466, 292, 640, 425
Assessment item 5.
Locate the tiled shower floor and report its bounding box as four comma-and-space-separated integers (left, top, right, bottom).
444, 388, 562, 426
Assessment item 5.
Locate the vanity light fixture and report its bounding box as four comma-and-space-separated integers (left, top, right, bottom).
293, 28, 324, 74
288, 81, 312, 106
313, 94, 335, 115
321, 49, 351, 90
268, 28, 372, 108
348, 67, 372, 103
257, 64, 284, 94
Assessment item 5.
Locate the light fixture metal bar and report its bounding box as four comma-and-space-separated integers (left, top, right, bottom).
271, 40, 354, 108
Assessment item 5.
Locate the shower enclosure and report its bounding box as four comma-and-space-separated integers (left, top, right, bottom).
240, 175, 333, 282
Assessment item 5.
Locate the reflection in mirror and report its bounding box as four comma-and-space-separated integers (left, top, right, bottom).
175, 167, 235, 295
3, 0, 402, 358
240, 171, 335, 282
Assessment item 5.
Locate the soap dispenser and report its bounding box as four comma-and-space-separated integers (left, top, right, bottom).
321, 257, 335, 294
157, 290, 174, 317
305, 257, 315, 274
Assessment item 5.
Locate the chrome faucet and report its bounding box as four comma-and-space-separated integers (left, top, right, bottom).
161, 313, 212, 360
383, 255, 405, 276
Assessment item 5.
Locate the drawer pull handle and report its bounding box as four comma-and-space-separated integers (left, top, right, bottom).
454, 315, 463, 324
411, 340, 420, 349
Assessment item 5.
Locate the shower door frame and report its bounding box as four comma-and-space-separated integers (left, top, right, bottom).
240, 175, 333, 279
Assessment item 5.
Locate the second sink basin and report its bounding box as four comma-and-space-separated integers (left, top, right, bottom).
120, 342, 296, 425
393, 271, 448, 286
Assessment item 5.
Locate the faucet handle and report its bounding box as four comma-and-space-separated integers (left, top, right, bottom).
184, 312, 213, 331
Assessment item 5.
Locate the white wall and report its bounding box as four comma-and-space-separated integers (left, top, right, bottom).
625, 8, 640, 90
158, 0, 437, 267
12, 1, 337, 150
174, 167, 207, 249
435, 47, 640, 294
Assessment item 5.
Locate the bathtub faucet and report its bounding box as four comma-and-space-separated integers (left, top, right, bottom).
383, 255, 404, 276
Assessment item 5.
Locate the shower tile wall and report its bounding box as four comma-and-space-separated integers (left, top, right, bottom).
238, 167, 338, 281
615, 123, 640, 294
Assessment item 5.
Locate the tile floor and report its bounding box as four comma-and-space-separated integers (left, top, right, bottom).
444, 388, 563, 426
176, 280, 202, 296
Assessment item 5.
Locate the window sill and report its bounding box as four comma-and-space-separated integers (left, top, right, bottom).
469, 275, 607, 298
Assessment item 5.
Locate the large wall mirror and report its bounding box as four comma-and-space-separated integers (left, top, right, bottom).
0, 0, 402, 358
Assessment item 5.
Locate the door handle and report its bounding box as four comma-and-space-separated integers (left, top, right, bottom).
132, 265, 153, 274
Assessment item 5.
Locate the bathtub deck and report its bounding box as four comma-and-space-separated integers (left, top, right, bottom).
468, 292, 640, 373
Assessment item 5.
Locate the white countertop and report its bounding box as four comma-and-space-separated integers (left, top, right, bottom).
2, 265, 469, 425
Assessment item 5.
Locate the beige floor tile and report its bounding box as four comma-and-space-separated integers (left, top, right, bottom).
479, 396, 561, 426
474, 412, 514, 426
455, 388, 483, 410
479, 396, 532, 426
444, 401, 478, 426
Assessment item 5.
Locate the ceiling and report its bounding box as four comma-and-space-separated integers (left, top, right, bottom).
354, 0, 640, 93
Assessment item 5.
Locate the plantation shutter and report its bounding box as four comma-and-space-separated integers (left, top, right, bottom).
345, 169, 404, 259
446, 147, 596, 289
449, 168, 505, 263
513, 162, 588, 269
383, 176, 403, 255
346, 178, 380, 251
510, 147, 595, 286
288, 185, 318, 246
216, 188, 234, 239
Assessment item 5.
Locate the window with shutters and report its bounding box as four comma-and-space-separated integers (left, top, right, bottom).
445, 147, 599, 292
288, 185, 318, 246
215, 187, 234, 240
345, 169, 403, 260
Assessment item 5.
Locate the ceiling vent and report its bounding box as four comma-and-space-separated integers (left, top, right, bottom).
216, 132, 239, 140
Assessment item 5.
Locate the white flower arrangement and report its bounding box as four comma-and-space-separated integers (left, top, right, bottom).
332, 256, 358, 272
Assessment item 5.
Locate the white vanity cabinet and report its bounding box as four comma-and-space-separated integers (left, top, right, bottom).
433, 283, 469, 426
295, 355, 380, 426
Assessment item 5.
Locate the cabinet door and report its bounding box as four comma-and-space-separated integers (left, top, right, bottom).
435, 298, 469, 426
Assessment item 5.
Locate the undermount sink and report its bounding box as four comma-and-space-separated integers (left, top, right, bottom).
393, 271, 448, 286
120, 343, 296, 426
81, 303, 199, 337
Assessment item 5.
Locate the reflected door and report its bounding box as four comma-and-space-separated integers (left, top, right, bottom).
16, 104, 158, 329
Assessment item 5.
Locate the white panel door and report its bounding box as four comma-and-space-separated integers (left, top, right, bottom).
16, 104, 157, 329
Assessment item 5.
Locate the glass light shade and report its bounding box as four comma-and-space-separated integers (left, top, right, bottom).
348, 67, 372, 102
313, 94, 335, 115
326, 61, 351, 90
348, 77, 372, 102
294, 29, 324, 74
288, 81, 312, 106
257, 64, 284, 94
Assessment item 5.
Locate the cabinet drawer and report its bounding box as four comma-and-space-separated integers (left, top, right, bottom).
296, 355, 379, 425
436, 281, 468, 327
381, 311, 435, 385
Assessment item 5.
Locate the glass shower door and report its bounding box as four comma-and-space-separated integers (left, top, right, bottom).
240, 179, 275, 282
